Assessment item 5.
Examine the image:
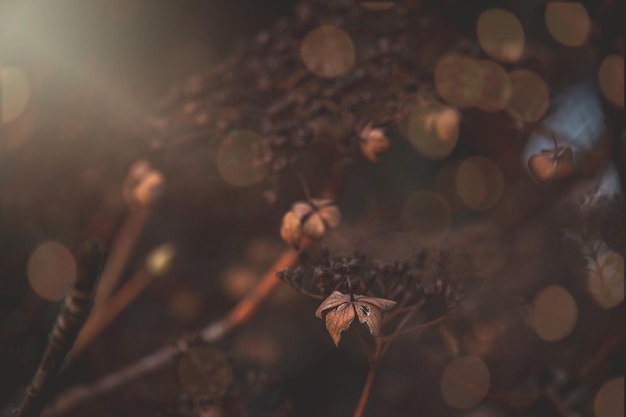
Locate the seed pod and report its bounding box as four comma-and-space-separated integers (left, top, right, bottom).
359, 125, 391, 163
280, 211, 303, 247
528, 146, 574, 183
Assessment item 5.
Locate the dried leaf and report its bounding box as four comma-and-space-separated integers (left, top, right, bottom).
315, 291, 397, 346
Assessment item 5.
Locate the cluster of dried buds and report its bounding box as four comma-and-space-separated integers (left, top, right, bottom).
280, 199, 341, 247
122, 159, 164, 207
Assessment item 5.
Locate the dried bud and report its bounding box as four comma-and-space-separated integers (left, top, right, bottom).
528, 145, 574, 183
279, 199, 342, 247
280, 211, 303, 247
359, 125, 391, 163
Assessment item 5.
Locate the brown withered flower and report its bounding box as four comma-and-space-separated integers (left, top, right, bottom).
315, 291, 397, 346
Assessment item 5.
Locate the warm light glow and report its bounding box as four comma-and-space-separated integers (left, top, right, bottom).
178, 346, 233, 399
300, 25, 356, 78
476, 60, 512, 112
455, 156, 504, 210
401, 190, 452, 244
598, 55, 624, 107
408, 101, 460, 159
434, 54, 484, 108
168, 288, 202, 321
594, 377, 624, 417
145, 243, 177, 276
507, 69, 550, 123
441, 356, 490, 409
477, 9, 525, 63
234, 331, 280, 366
221, 265, 259, 300
1, 67, 30, 124
587, 250, 624, 309
27, 241, 77, 301
531, 285, 577, 342
216, 130, 269, 187
545, 2, 590, 47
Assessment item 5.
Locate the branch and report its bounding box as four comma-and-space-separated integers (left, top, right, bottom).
13, 239, 106, 417
42, 247, 299, 417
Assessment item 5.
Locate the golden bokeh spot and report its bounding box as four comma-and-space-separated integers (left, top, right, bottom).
300, 25, 356, 78
587, 250, 624, 309
178, 346, 233, 400
545, 2, 590, 47
507, 69, 550, 123
594, 377, 624, 417
27, 241, 77, 301
598, 55, 624, 108
531, 285, 577, 342
359, 2, 395, 11
434, 54, 485, 108
441, 356, 490, 409
1, 67, 30, 124
145, 243, 177, 276
455, 156, 504, 210
408, 101, 460, 159
476, 60, 512, 112
216, 130, 269, 187
477, 9, 525, 63
401, 190, 452, 244
221, 265, 259, 300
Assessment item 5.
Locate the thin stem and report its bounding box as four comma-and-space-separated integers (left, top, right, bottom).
289, 164, 312, 202
352, 338, 382, 417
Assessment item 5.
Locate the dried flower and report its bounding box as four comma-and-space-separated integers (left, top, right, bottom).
280, 199, 341, 247
359, 124, 391, 163
315, 291, 397, 346
528, 133, 575, 183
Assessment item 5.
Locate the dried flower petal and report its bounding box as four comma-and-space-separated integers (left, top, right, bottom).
280, 211, 302, 247
302, 213, 326, 240
315, 291, 397, 346
528, 146, 574, 183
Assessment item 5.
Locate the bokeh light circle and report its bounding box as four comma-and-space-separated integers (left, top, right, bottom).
434, 54, 484, 108
594, 377, 624, 417
216, 130, 269, 187
401, 190, 452, 244
300, 25, 356, 78
441, 356, 491, 409
477, 9, 525, 63
587, 250, 624, 309
531, 285, 578, 342
1, 67, 30, 124
598, 55, 624, 108
145, 243, 177, 276
27, 241, 77, 301
507, 70, 550, 123
455, 156, 504, 210
476, 60, 512, 112
408, 101, 460, 159
545, 2, 590, 47
178, 346, 233, 399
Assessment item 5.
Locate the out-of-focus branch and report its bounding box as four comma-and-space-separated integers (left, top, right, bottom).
43, 247, 299, 417
13, 239, 106, 417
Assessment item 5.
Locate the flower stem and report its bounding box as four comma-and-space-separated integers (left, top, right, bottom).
352, 338, 382, 417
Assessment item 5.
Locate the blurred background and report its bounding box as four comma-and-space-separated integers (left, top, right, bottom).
0, 0, 624, 416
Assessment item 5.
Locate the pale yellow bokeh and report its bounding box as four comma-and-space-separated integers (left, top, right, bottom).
408, 101, 460, 159
401, 190, 452, 244
300, 25, 356, 78
178, 346, 233, 399
455, 156, 504, 210
434, 54, 484, 108
587, 250, 624, 309
594, 377, 624, 417
476, 60, 512, 112
545, 2, 590, 47
441, 356, 490, 409
216, 130, 269, 187
507, 69, 550, 123
531, 285, 577, 342
477, 9, 525, 63
598, 55, 624, 107
145, 243, 177, 276
1, 67, 30, 124
27, 241, 77, 301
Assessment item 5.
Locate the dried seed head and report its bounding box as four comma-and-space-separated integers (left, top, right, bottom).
280, 211, 303, 247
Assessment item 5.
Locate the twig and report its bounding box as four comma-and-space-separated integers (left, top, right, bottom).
13, 239, 106, 417
67, 268, 156, 362
352, 338, 382, 417
43, 247, 299, 417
